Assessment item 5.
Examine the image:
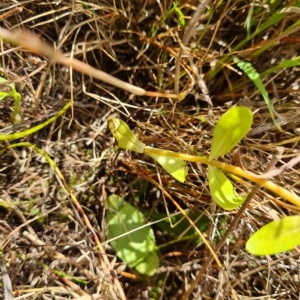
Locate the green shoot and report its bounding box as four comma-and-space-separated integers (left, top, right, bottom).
0, 101, 71, 141
0, 75, 22, 124
108, 118, 145, 153
173, 2, 186, 27
108, 109, 300, 208
146, 150, 188, 183
108, 107, 300, 256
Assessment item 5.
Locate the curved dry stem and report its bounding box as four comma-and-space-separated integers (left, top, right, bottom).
0, 27, 180, 99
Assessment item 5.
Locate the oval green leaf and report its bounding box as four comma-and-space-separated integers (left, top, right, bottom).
108, 119, 145, 153
135, 251, 159, 276
246, 215, 300, 256
209, 106, 252, 161
208, 166, 246, 210
147, 150, 188, 183
105, 195, 157, 269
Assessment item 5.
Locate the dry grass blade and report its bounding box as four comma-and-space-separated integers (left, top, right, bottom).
0, 259, 13, 300
1, 0, 300, 299
174, 0, 213, 94
0, 27, 145, 96
0, 27, 180, 99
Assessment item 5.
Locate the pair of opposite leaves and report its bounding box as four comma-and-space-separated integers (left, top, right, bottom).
109, 106, 253, 211
108, 107, 300, 256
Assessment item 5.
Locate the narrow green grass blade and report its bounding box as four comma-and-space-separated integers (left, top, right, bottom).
262, 57, 300, 76
233, 56, 278, 128
173, 2, 185, 27
206, 11, 285, 81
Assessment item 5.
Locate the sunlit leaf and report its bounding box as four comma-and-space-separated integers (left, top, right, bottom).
209, 106, 252, 161
233, 57, 278, 128
147, 150, 188, 183
108, 118, 145, 153
135, 251, 159, 276
105, 194, 157, 271
104, 193, 125, 211
208, 166, 246, 210
246, 215, 300, 255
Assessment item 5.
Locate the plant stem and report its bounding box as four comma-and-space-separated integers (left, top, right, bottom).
144, 147, 300, 208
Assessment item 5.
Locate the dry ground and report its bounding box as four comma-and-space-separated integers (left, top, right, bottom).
1, 1, 300, 299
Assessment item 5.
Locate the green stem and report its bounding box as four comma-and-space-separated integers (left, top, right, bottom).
144, 147, 300, 208
0, 101, 71, 141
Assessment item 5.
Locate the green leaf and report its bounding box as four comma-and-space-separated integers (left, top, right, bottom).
233, 56, 278, 128
208, 166, 245, 210
147, 150, 188, 183
262, 58, 300, 76
0, 91, 10, 100
105, 194, 157, 271
209, 106, 252, 161
108, 119, 146, 153
246, 215, 300, 255
173, 2, 185, 26
135, 251, 159, 276
105, 193, 125, 211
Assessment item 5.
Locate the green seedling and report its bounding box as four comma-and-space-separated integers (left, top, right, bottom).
0, 101, 71, 141
109, 106, 300, 256
0, 75, 22, 123
105, 194, 159, 276
209, 106, 252, 161
208, 165, 245, 210
150, 0, 186, 37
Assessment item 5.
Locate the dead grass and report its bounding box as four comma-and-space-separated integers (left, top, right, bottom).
1, 0, 300, 299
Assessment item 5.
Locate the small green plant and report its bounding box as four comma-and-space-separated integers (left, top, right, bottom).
108, 106, 300, 256
0, 101, 71, 141
0, 75, 22, 123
